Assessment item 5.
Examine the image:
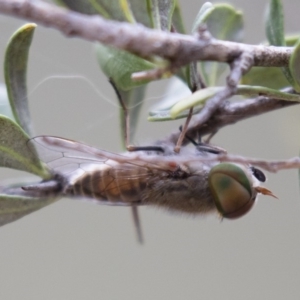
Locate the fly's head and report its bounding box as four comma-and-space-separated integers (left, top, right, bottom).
208, 163, 276, 219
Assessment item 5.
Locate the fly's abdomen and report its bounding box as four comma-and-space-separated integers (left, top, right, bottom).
66, 163, 148, 204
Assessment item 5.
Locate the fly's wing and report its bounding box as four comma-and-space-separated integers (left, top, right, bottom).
28, 136, 213, 244
28, 136, 168, 245
29, 136, 111, 175
28, 136, 178, 176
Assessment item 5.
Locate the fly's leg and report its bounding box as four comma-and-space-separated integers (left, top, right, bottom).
179, 126, 226, 155
127, 145, 165, 152
174, 60, 208, 153
174, 107, 194, 153
109, 78, 144, 244
204, 130, 218, 143
131, 205, 143, 244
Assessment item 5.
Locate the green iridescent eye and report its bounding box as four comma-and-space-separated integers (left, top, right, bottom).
208, 163, 256, 219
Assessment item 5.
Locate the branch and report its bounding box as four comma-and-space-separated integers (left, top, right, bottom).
132, 146, 300, 173
198, 154, 300, 174
0, 0, 293, 68
1, 0, 299, 174
163, 88, 298, 145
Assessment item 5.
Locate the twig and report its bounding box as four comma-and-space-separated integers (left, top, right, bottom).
188, 51, 255, 129
1, 0, 299, 175
0, 0, 293, 68
199, 154, 300, 173
132, 68, 171, 81
133, 151, 300, 173
163, 88, 298, 145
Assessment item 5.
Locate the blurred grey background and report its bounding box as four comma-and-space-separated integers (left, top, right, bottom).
0, 0, 300, 299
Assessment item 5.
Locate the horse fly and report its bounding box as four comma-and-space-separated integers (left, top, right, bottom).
20, 135, 276, 236
0, 76, 276, 241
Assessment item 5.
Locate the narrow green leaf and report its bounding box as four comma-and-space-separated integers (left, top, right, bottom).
148, 106, 203, 121
0, 115, 50, 178
265, 0, 295, 87
0, 193, 58, 227
119, 0, 136, 23
56, 0, 111, 18
119, 85, 146, 146
171, 0, 186, 33
286, 35, 300, 47
96, 43, 155, 91
57, 0, 153, 28
289, 38, 300, 92
0, 83, 15, 120
170, 87, 222, 118
196, 4, 244, 86
4, 23, 36, 136
127, 0, 152, 27
299, 152, 300, 197
236, 85, 300, 101
150, 77, 191, 111
170, 85, 300, 119
242, 35, 299, 89
265, 0, 285, 46
148, 0, 176, 30
92, 0, 132, 21
241, 67, 290, 89
191, 2, 214, 33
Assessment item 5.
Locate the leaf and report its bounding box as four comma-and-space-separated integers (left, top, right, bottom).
169, 85, 300, 119
236, 85, 300, 101
196, 4, 244, 86
241, 67, 290, 89
96, 43, 155, 91
150, 77, 191, 111
242, 35, 299, 89
171, 1, 186, 33
191, 2, 214, 33
57, 0, 153, 26
119, 85, 147, 146
148, 77, 198, 121
170, 87, 222, 118
119, 0, 136, 23
148, 0, 176, 30
56, 0, 111, 18
0, 115, 50, 178
289, 38, 300, 92
148, 106, 203, 121
92, 0, 134, 22
127, 0, 152, 27
286, 35, 300, 47
299, 153, 300, 197
4, 23, 36, 136
0, 83, 15, 120
0, 192, 58, 227
265, 0, 295, 87
265, 0, 285, 46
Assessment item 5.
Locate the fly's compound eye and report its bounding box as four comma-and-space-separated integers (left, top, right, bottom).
250, 166, 266, 182
208, 163, 256, 219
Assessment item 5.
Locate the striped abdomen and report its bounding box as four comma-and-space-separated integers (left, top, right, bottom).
65, 162, 150, 204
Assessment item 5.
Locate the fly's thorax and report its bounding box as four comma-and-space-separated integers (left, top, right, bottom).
142, 166, 216, 214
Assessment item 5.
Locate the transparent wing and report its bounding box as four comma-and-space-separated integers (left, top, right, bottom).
28, 136, 175, 177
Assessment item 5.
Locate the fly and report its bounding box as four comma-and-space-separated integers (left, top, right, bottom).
0, 81, 276, 242
21, 135, 275, 219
